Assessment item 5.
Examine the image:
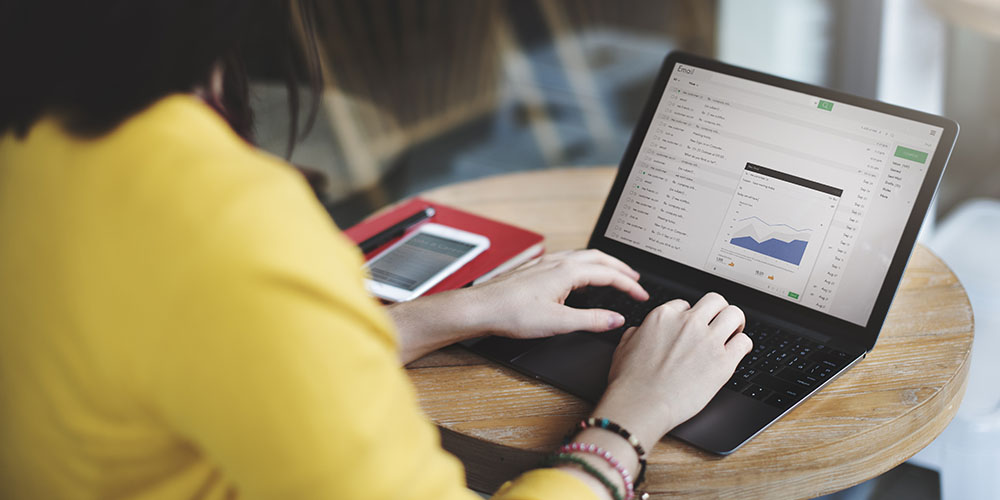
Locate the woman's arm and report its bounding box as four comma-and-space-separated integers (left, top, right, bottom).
388, 250, 649, 365
493, 293, 751, 500
386, 287, 492, 365
388, 250, 750, 500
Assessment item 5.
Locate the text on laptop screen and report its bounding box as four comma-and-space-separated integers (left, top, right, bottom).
605, 63, 944, 325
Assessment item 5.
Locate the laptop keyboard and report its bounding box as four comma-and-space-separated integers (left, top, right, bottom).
732, 324, 851, 409
565, 279, 854, 410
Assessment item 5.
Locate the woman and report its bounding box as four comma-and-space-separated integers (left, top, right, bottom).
0, 2, 751, 499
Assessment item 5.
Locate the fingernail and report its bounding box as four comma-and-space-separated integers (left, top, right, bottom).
609, 314, 625, 329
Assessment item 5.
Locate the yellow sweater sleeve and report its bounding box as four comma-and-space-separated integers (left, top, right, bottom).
494, 469, 601, 500
136, 162, 597, 500
136, 165, 469, 499
0, 95, 598, 500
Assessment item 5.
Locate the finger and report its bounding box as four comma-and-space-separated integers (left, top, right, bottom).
708, 305, 745, 342
620, 326, 639, 344
547, 306, 626, 333
688, 292, 729, 324
642, 298, 690, 324
660, 298, 691, 313
571, 249, 642, 280
568, 264, 648, 301
725, 332, 753, 364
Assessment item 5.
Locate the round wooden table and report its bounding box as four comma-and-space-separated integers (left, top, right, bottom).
404, 167, 974, 499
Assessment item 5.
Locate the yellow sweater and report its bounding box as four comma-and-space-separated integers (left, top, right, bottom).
0, 96, 596, 500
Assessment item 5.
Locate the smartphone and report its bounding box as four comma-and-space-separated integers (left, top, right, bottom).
364, 223, 490, 302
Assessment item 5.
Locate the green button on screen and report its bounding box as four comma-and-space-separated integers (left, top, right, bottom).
788, 291, 800, 299
894, 146, 928, 164
817, 100, 834, 111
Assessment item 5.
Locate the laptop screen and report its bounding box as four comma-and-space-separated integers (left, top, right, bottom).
604, 62, 945, 326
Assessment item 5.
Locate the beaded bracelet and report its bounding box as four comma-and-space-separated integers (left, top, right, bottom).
558, 442, 635, 500
568, 417, 648, 488
577, 418, 647, 457
541, 453, 623, 500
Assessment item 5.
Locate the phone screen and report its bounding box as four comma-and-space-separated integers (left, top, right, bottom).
368, 232, 478, 291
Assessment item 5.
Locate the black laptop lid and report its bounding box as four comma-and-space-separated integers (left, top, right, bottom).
588, 52, 959, 351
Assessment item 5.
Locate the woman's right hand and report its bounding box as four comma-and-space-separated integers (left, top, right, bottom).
593, 292, 752, 450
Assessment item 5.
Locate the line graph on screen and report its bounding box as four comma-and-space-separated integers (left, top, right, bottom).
728, 216, 812, 265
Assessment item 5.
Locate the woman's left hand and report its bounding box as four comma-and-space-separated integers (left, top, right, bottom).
466, 249, 649, 339
390, 249, 647, 364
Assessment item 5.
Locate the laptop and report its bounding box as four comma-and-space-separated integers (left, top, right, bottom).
463, 51, 959, 455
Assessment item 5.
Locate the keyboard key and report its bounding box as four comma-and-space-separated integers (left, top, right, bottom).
745, 384, 771, 400
750, 373, 802, 398
812, 351, 850, 368
727, 377, 749, 392
775, 368, 819, 388
765, 392, 795, 409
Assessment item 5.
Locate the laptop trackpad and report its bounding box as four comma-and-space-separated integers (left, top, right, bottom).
512, 332, 615, 403
670, 389, 781, 454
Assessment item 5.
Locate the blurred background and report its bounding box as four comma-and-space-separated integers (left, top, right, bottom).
249, 1, 1000, 498
250, 0, 1000, 230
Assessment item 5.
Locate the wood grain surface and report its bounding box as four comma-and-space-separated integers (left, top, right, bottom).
405, 167, 974, 499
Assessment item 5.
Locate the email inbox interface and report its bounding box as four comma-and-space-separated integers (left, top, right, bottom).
606, 64, 943, 325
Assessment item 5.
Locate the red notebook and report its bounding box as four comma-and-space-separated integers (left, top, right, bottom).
343, 197, 545, 297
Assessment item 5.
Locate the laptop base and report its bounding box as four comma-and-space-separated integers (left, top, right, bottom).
464, 327, 863, 455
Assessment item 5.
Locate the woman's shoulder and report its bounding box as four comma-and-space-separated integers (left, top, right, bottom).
117, 94, 296, 192
111, 96, 398, 346
124, 96, 364, 276
39, 94, 374, 321
85, 95, 333, 243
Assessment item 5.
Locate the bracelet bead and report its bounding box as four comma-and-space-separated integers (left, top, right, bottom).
558, 442, 635, 500
568, 417, 649, 489
580, 417, 647, 458
541, 453, 624, 500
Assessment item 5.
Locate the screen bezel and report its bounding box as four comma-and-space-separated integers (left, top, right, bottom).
588, 51, 959, 351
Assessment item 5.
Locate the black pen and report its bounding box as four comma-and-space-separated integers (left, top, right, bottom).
359, 206, 436, 254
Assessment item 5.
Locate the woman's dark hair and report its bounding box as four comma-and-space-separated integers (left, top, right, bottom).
0, 0, 323, 156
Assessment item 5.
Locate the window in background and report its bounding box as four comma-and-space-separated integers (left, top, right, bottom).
250, 0, 718, 228
938, 24, 1000, 216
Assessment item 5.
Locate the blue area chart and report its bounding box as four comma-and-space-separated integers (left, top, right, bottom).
728, 216, 812, 265
730, 236, 809, 265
